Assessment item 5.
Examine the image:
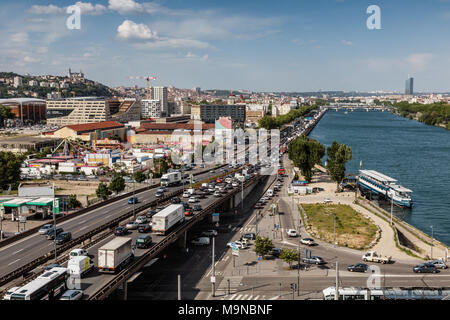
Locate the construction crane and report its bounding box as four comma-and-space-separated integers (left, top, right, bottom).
128, 76, 157, 99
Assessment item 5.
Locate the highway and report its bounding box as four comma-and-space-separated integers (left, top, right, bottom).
0, 164, 230, 278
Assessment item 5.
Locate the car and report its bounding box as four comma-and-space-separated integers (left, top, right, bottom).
114, 226, 128, 236
55, 232, 72, 245
286, 229, 298, 237
171, 197, 181, 204
155, 191, 164, 198
182, 191, 190, 198
427, 259, 448, 269
135, 216, 147, 224
216, 178, 223, 183
193, 204, 202, 211
45, 263, 61, 271
188, 197, 198, 203
302, 256, 326, 265
3, 286, 20, 300
347, 263, 369, 273
201, 230, 218, 237
213, 191, 222, 197
227, 241, 248, 249
145, 209, 157, 218
138, 223, 152, 233
136, 235, 152, 248
232, 182, 239, 187
46, 227, 64, 240
242, 233, 256, 240
128, 197, 139, 204
413, 263, 439, 273
271, 248, 283, 257
300, 238, 316, 246
60, 289, 83, 300
184, 209, 193, 217
323, 198, 333, 203
126, 221, 140, 230
38, 224, 54, 235
191, 237, 210, 246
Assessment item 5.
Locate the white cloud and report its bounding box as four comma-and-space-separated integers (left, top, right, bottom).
405, 53, 434, 69
137, 38, 212, 49
74, 2, 107, 15
108, 0, 143, 14
24, 56, 40, 64
11, 32, 29, 44
117, 20, 159, 40
29, 4, 63, 14
341, 40, 353, 46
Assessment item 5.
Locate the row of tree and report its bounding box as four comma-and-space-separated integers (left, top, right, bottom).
288, 135, 352, 190
394, 101, 450, 129
258, 104, 317, 130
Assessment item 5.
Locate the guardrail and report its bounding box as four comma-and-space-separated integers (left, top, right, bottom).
0, 166, 225, 250
88, 174, 263, 300
0, 165, 236, 288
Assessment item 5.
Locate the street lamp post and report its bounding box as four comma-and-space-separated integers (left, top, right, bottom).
297, 240, 300, 296
390, 196, 393, 226
430, 225, 434, 260
241, 179, 244, 210
133, 180, 136, 219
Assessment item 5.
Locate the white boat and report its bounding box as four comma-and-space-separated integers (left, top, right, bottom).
358, 170, 412, 208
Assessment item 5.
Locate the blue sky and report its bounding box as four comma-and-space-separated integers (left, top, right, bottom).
1, 0, 450, 92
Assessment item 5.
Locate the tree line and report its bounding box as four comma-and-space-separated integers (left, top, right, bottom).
394, 102, 450, 130
258, 104, 318, 130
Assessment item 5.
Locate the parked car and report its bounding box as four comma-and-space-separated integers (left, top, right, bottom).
46, 227, 63, 240
135, 216, 147, 224
60, 289, 83, 300
155, 191, 164, 198
182, 191, 190, 198
271, 248, 283, 258
38, 224, 54, 235
286, 229, 298, 237
138, 224, 152, 233
114, 226, 128, 236
300, 238, 316, 246
3, 286, 20, 300
157, 186, 166, 193
201, 230, 218, 237
126, 221, 140, 230
146, 209, 157, 218
184, 208, 193, 217
128, 197, 139, 204
55, 232, 72, 245
191, 237, 210, 246
242, 233, 256, 240
302, 256, 326, 265
213, 191, 222, 197
413, 263, 439, 273
227, 241, 248, 249
427, 259, 448, 269
347, 263, 369, 273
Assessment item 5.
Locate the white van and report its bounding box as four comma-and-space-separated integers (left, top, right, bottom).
267, 189, 274, 197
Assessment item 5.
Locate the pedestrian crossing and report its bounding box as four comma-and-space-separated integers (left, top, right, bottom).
221, 294, 267, 300
239, 227, 255, 233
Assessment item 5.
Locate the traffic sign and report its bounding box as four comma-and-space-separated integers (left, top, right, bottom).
210, 276, 216, 283
232, 244, 239, 256
258, 256, 262, 261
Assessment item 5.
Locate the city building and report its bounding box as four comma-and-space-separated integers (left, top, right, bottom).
46, 98, 141, 126
45, 121, 126, 142
13, 76, 22, 88
199, 104, 246, 124
0, 98, 46, 123
405, 77, 414, 95
28, 80, 38, 87
67, 68, 85, 82
151, 86, 168, 116
135, 122, 215, 144
141, 99, 162, 118
0, 136, 61, 153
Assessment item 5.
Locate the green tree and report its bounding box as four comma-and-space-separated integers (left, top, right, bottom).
108, 175, 125, 194
134, 170, 146, 183
288, 135, 325, 182
326, 141, 352, 192
254, 236, 274, 258
96, 182, 112, 200
0, 105, 15, 127
68, 194, 81, 209
0, 152, 24, 190
280, 248, 299, 269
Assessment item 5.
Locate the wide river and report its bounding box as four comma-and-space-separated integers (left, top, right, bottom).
309, 109, 450, 246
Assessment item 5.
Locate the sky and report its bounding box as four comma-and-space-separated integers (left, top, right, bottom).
1, 0, 450, 92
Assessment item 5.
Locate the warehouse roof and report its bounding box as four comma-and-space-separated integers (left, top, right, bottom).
65, 121, 124, 134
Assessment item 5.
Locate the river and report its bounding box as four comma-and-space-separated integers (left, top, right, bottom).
308, 109, 450, 246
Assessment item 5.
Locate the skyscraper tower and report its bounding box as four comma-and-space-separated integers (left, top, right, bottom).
405, 77, 414, 95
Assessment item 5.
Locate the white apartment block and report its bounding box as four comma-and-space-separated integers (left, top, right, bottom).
141, 99, 162, 118
28, 80, 38, 86
40, 82, 49, 87
150, 86, 168, 116
13, 76, 22, 88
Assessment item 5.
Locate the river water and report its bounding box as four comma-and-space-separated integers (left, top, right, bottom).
308, 109, 450, 246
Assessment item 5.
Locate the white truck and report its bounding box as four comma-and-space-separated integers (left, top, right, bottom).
267, 189, 274, 197
68, 248, 90, 260
68, 255, 94, 277
362, 251, 392, 264
160, 172, 181, 187
98, 237, 134, 273
152, 204, 184, 235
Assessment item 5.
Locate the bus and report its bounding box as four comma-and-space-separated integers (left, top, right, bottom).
322, 287, 450, 300
10, 267, 69, 300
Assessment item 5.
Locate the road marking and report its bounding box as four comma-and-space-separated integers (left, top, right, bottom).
79, 226, 88, 231
228, 294, 236, 300
254, 295, 260, 300
269, 296, 279, 300
232, 227, 236, 231
77, 220, 86, 225
12, 248, 24, 255
8, 258, 21, 266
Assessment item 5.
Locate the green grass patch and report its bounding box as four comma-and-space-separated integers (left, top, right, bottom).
301, 203, 378, 250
